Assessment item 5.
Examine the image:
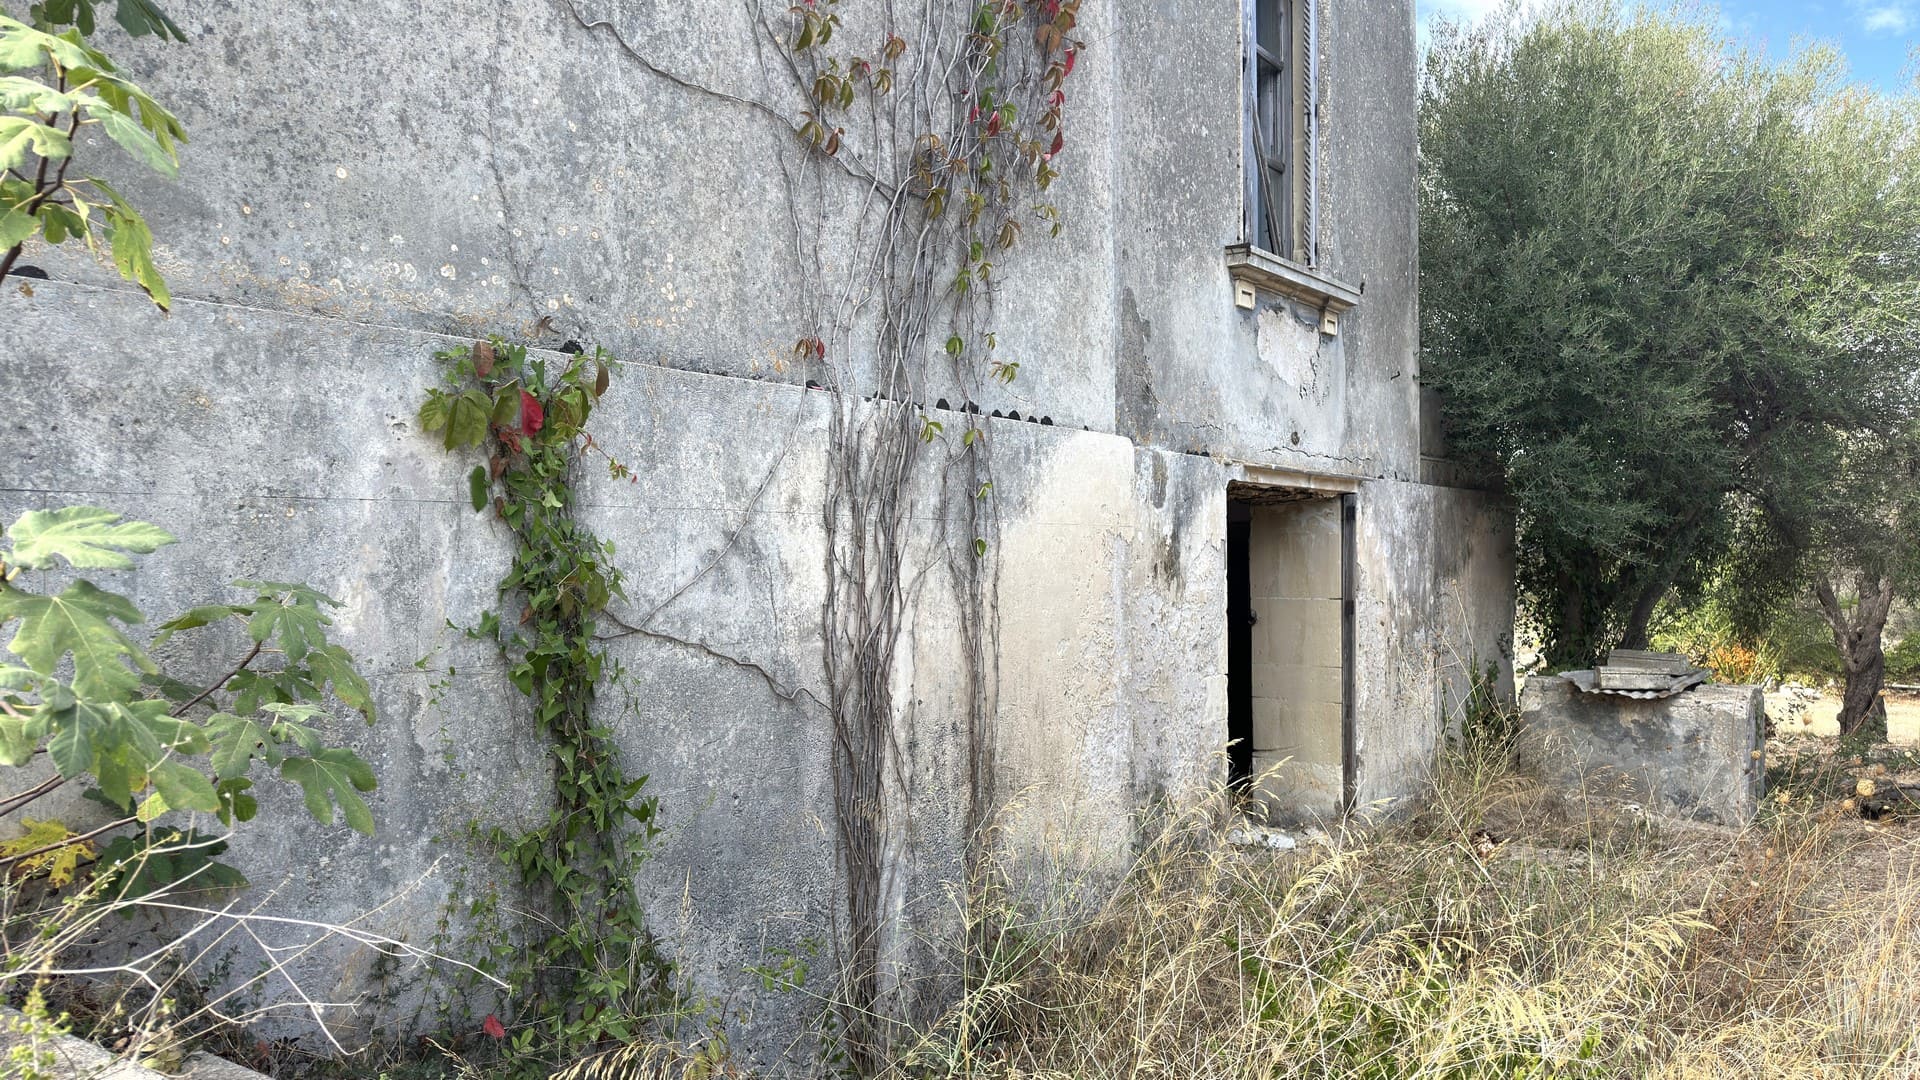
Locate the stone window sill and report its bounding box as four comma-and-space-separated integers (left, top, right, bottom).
1226, 244, 1362, 334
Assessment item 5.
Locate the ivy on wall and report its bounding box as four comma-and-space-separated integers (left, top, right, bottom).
419, 338, 670, 1076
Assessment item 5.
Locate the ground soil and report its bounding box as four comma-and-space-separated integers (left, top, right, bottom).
1768, 689, 1920, 742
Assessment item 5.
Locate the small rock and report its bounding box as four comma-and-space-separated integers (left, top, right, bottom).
1226, 824, 1296, 850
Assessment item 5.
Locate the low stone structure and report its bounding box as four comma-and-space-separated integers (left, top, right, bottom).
1519, 676, 1765, 826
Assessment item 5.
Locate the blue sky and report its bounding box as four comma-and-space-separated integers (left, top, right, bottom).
1418, 0, 1920, 91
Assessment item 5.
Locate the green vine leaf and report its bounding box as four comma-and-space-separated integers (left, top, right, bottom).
0, 16, 92, 71
150, 758, 218, 813
27, 0, 188, 42
490, 381, 522, 427
5, 507, 176, 570
306, 644, 374, 719
43, 697, 175, 807
0, 73, 70, 111
280, 748, 376, 835
0, 710, 33, 767
151, 603, 236, 641
216, 776, 256, 824
80, 96, 176, 177
444, 389, 493, 449
205, 712, 268, 780
469, 466, 489, 512
418, 389, 451, 436
243, 590, 333, 663
0, 203, 35, 249
92, 179, 168, 309
0, 579, 153, 698
43, 696, 112, 784
0, 114, 70, 171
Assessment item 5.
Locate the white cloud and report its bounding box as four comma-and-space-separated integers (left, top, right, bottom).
1856, 2, 1915, 32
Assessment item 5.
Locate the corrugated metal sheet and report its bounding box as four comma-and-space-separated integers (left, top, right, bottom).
1559, 668, 1711, 700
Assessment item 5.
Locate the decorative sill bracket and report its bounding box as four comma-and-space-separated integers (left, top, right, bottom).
1226, 244, 1363, 335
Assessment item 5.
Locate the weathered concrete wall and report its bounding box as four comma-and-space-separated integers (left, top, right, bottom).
1350, 479, 1515, 812
16, 0, 1423, 476
0, 0, 1512, 1067
0, 281, 1234, 1067
1519, 678, 1765, 826
1110, 0, 1423, 477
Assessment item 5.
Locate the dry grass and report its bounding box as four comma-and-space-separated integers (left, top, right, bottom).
876, 748, 1920, 1080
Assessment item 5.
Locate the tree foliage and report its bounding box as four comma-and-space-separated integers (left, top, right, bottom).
1420, 1, 1920, 668
0, 506, 379, 898
0, 7, 185, 303
1753, 428, 1920, 734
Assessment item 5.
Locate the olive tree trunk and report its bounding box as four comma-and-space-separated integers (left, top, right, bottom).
1815, 574, 1894, 740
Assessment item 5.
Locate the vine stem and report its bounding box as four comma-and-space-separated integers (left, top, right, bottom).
557, 0, 888, 191
0, 773, 66, 818
597, 611, 828, 710
170, 640, 263, 717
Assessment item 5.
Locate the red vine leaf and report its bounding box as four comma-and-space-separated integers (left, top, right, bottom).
473, 340, 496, 378
482, 1014, 506, 1040
1064, 48, 1076, 76
520, 390, 545, 435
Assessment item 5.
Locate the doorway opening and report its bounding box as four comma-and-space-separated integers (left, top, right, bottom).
1225, 483, 1355, 822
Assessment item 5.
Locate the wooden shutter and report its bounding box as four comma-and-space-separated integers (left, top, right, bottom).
1243, 0, 1260, 248
1299, 0, 1320, 267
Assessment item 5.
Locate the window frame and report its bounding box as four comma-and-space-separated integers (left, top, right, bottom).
1242, 0, 1317, 268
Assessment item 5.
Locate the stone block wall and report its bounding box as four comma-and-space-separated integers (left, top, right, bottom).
1519, 677, 1766, 826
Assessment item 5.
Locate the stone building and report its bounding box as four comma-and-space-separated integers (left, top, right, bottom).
0, 0, 1512, 1066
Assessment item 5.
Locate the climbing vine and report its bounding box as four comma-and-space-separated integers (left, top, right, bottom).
418, 337, 670, 1076
769, 0, 1083, 1064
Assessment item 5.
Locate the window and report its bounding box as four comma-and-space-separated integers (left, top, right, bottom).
1244, 0, 1317, 267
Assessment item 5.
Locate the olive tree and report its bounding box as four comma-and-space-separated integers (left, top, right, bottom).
1420, 1, 1920, 669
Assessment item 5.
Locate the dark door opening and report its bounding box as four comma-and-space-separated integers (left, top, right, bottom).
1227, 503, 1254, 789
